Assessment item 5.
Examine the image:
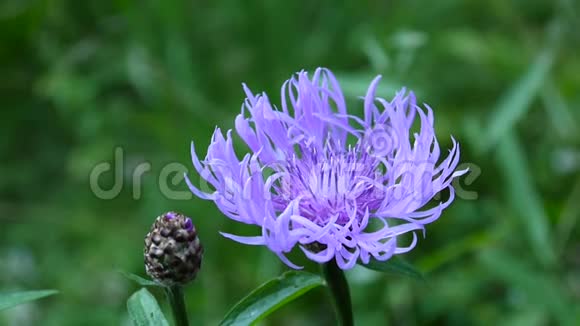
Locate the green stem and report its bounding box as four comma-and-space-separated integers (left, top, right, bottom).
321, 260, 354, 326
165, 285, 189, 326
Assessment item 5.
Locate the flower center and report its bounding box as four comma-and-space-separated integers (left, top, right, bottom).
273, 143, 384, 225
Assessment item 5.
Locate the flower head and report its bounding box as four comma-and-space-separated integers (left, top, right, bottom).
144, 212, 203, 285
186, 68, 466, 269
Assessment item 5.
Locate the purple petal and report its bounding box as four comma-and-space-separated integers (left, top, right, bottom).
220, 232, 266, 245
184, 218, 193, 231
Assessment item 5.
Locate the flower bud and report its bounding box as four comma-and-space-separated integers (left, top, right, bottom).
144, 212, 203, 286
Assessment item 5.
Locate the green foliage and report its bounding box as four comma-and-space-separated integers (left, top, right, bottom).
479, 250, 574, 325
220, 271, 324, 326
480, 38, 558, 152
119, 271, 161, 287
127, 288, 169, 326
359, 257, 424, 281
0, 290, 58, 311
1, 0, 580, 325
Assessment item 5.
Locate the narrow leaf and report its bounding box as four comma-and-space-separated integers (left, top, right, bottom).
556, 175, 580, 254
482, 45, 556, 152
127, 288, 169, 326
359, 256, 424, 280
417, 228, 504, 273
479, 250, 573, 325
541, 80, 578, 139
220, 271, 324, 326
0, 290, 58, 311
120, 271, 160, 287
495, 132, 555, 266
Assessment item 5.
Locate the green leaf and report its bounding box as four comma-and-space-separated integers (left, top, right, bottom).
119, 271, 160, 287
495, 132, 555, 266
417, 228, 503, 273
219, 271, 325, 326
127, 288, 169, 326
481, 44, 557, 152
358, 256, 424, 280
541, 80, 578, 139
0, 290, 58, 311
479, 250, 573, 325
556, 175, 580, 254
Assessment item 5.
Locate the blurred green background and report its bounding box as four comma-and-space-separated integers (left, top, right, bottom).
1, 0, 579, 325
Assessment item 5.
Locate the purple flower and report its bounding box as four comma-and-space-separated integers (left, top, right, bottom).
186, 68, 467, 269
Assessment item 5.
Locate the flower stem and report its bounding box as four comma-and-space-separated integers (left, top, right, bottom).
321, 260, 354, 326
165, 285, 189, 326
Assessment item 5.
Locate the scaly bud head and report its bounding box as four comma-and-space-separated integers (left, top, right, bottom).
144, 212, 203, 286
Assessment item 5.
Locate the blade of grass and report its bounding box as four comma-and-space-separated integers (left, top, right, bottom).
0, 290, 58, 311
541, 80, 578, 139
495, 132, 555, 266
479, 250, 572, 325
417, 226, 507, 273
481, 45, 557, 152
556, 174, 580, 255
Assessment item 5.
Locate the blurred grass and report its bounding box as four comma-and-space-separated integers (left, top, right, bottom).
1, 0, 579, 325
